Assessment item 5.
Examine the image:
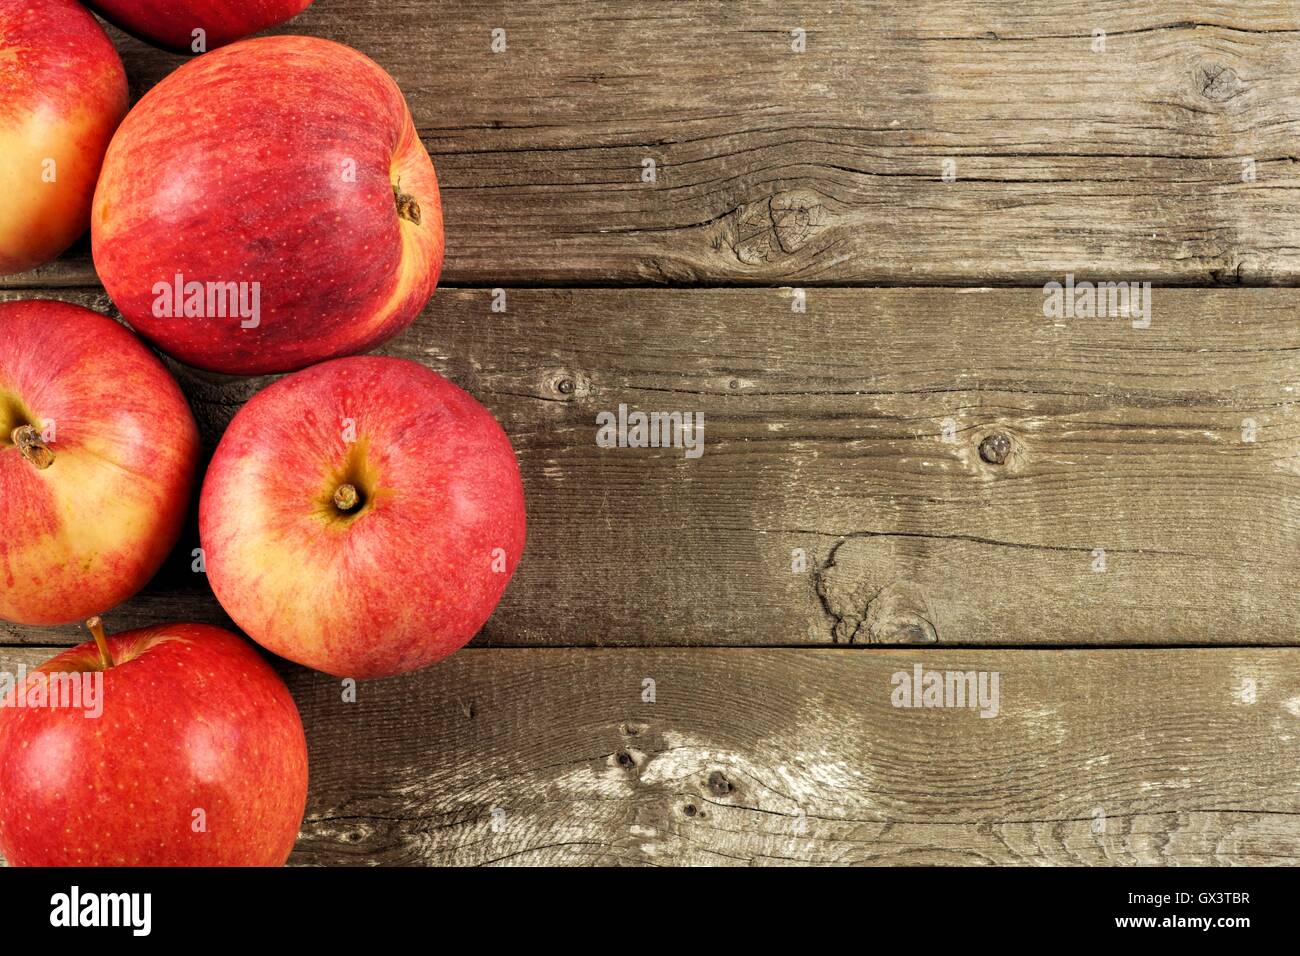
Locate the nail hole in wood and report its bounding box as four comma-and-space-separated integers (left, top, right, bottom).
708, 770, 734, 796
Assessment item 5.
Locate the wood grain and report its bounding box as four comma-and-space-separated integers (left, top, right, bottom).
3, 645, 1294, 866
5, 0, 1300, 288
2, 287, 1295, 648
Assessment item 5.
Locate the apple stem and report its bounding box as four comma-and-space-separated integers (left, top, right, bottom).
333, 483, 360, 512
393, 185, 422, 225
11, 425, 53, 470
87, 616, 114, 669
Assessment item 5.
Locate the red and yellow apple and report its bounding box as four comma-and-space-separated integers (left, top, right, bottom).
0, 300, 199, 625
86, 0, 314, 52
92, 36, 444, 375
0, 0, 127, 277
199, 356, 526, 678
0, 619, 308, 866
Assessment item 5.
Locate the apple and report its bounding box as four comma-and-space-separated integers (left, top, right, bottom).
0, 618, 308, 866
0, 300, 199, 625
0, 0, 127, 277
92, 36, 444, 375
85, 0, 314, 52
199, 356, 526, 678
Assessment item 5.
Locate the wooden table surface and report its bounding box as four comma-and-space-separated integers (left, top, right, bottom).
2, 0, 1298, 865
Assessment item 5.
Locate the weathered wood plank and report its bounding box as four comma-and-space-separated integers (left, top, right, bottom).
2, 646, 1294, 866
5, 1, 1300, 288
1, 287, 1296, 648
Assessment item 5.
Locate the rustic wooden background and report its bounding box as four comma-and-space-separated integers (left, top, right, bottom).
2, 1, 1298, 865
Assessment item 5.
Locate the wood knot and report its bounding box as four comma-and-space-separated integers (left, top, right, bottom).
978, 433, 1012, 464
548, 370, 585, 400
1196, 62, 1242, 102
615, 749, 637, 770
815, 537, 939, 644
862, 582, 937, 644
728, 189, 828, 264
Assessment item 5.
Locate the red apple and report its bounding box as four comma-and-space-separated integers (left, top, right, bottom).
0, 619, 308, 866
0, 300, 199, 625
92, 36, 444, 375
86, 0, 314, 52
0, 0, 127, 277
199, 356, 526, 678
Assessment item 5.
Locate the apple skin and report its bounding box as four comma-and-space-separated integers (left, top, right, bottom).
85, 0, 314, 52
92, 36, 444, 375
0, 0, 128, 277
199, 356, 526, 679
0, 300, 199, 625
0, 623, 309, 866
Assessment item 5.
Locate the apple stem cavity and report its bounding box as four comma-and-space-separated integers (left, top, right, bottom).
87, 616, 115, 669
393, 185, 421, 225
11, 425, 54, 470
333, 483, 360, 512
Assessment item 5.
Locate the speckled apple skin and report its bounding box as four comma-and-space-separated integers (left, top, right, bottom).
199, 356, 527, 679
92, 36, 443, 375
86, 0, 313, 51
0, 0, 127, 276
0, 624, 308, 866
0, 300, 199, 625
